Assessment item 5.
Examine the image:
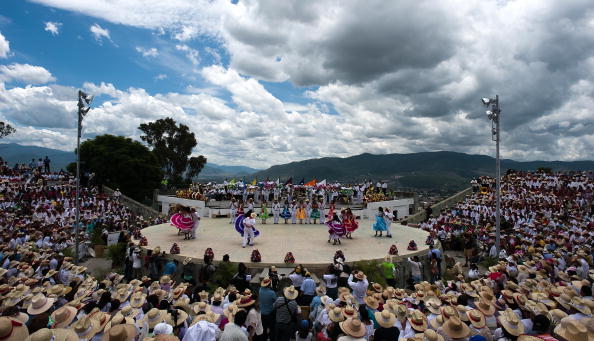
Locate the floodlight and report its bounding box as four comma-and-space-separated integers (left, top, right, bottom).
481, 98, 491, 106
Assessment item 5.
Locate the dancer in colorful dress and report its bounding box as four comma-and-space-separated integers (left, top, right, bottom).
372, 207, 387, 237
305, 199, 312, 224
327, 200, 336, 221
343, 208, 359, 239
383, 207, 393, 238
281, 200, 291, 224
247, 198, 254, 212
326, 213, 346, 245
310, 200, 321, 224
296, 200, 307, 224
237, 200, 244, 217
272, 199, 281, 224
260, 201, 269, 224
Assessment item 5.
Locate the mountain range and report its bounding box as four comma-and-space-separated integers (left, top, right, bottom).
0, 143, 259, 177
2, 143, 592, 193
253, 151, 594, 192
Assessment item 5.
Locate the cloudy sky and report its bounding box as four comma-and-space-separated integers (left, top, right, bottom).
0, 0, 593, 168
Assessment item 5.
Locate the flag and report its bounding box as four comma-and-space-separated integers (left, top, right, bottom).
304, 179, 317, 187
298, 178, 305, 185
318, 179, 327, 186
284, 177, 293, 186
229, 178, 236, 185
251, 178, 257, 185
276, 178, 280, 185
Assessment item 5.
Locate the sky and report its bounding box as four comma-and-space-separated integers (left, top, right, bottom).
0, 0, 593, 168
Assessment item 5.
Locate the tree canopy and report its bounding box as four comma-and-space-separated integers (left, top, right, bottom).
0, 122, 15, 139
138, 117, 206, 184
78, 134, 163, 201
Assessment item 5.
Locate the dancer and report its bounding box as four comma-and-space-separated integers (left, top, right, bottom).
326, 213, 346, 245
242, 211, 257, 248
296, 200, 306, 224
319, 196, 326, 225
310, 199, 320, 224
260, 201, 269, 224
327, 200, 336, 221
305, 199, 312, 224
384, 207, 393, 238
373, 207, 387, 237
272, 199, 281, 224
170, 205, 193, 240
188, 207, 200, 240
343, 208, 359, 239
291, 200, 298, 224
229, 198, 238, 224
247, 198, 254, 212
281, 200, 291, 224
237, 200, 244, 217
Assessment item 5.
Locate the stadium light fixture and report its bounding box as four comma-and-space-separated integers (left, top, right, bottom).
482, 95, 502, 257
75, 90, 93, 264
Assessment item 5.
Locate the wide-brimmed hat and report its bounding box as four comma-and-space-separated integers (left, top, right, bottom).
554, 317, 589, 341
569, 297, 592, 316
143, 309, 166, 329
101, 324, 137, 341
423, 329, 444, 341
171, 287, 185, 300
475, 298, 496, 316
547, 309, 568, 327
429, 314, 444, 330
112, 289, 130, 303
364, 296, 379, 310
236, 296, 255, 308
408, 310, 428, 332
159, 276, 173, 285
339, 318, 366, 338
192, 302, 210, 315
25, 328, 76, 341
374, 310, 396, 328
51, 306, 77, 328
88, 311, 111, 331
342, 306, 356, 319
222, 304, 238, 323
198, 290, 209, 302
426, 298, 442, 315
72, 317, 100, 340
283, 286, 298, 300
441, 316, 470, 339
466, 309, 486, 329
316, 286, 326, 296
129, 292, 146, 309
165, 309, 189, 327
103, 314, 135, 333
354, 271, 366, 280
27, 294, 55, 315
0, 317, 29, 341
260, 278, 271, 287
328, 307, 345, 323
498, 309, 525, 336
554, 293, 572, 310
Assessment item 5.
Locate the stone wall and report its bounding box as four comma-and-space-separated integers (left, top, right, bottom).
103, 185, 162, 219
404, 187, 472, 224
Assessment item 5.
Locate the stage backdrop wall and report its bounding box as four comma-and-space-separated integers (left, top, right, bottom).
364, 198, 414, 220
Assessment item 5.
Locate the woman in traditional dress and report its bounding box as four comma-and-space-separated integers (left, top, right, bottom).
237, 200, 244, 217
296, 200, 307, 224
373, 207, 387, 237
326, 213, 346, 245
327, 200, 336, 221
281, 200, 292, 224
229, 198, 238, 224
260, 201, 269, 224
343, 208, 359, 239
310, 199, 321, 224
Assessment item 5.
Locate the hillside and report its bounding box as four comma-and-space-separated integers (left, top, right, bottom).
253, 151, 594, 192
0, 143, 258, 178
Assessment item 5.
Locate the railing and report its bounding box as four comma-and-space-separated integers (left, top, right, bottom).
404, 187, 472, 224
103, 185, 162, 219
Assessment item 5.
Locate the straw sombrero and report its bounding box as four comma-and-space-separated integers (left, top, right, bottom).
498, 309, 525, 336
423, 329, 444, 341
72, 317, 100, 340
441, 316, 470, 339
283, 286, 298, 300
101, 324, 137, 341
27, 294, 55, 315
466, 309, 486, 329
374, 310, 396, 328
0, 317, 29, 341
51, 306, 77, 328
25, 328, 77, 341
475, 298, 495, 316
364, 296, 379, 310
339, 318, 366, 338
408, 310, 427, 332
165, 309, 188, 327
329, 307, 345, 323
103, 314, 135, 333
236, 296, 255, 308
142, 309, 166, 329
260, 278, 272, 287
554, 317, 589, 341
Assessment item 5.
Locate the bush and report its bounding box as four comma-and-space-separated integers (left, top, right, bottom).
91, 225, 105, 246
353, 260, 387, 287
107, 243, 127, 267
213, 261, 236, 288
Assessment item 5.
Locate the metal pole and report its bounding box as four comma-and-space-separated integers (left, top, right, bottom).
75, 106, 81, 265
494, 95, 501, 255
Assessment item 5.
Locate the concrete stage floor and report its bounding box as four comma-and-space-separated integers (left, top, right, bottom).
141, 218, 429, 268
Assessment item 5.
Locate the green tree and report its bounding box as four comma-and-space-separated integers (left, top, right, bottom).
0, 122, 15, 139
78, 134, 163, 200
138, 117, 206, 184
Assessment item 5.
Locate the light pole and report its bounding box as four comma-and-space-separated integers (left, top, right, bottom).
481, 95, 501, 256
75, 90, 93, 264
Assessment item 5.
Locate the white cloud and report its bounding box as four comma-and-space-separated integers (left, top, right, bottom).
0, 64, 56, 84
135, 46, 159, 57
154, 74, 167, 80
89, 23, 111, 43
175, 44, 200, 66
44, 21, 62, 36
174, 25, 199, 41
0, 31, 9, 58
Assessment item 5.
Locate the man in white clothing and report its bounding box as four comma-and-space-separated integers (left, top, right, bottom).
347, 271, 369, 305
242, 213, 257, 248
272, 200, 281, 224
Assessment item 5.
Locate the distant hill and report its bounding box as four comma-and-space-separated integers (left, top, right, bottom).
0, 143, 258, 178
0, 143, 74, 171
253, 151, 594, 192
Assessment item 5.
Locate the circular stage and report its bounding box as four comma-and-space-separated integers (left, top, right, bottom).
141, 218, 429, 269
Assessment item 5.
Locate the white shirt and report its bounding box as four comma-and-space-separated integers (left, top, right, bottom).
347, 274, 369, 304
